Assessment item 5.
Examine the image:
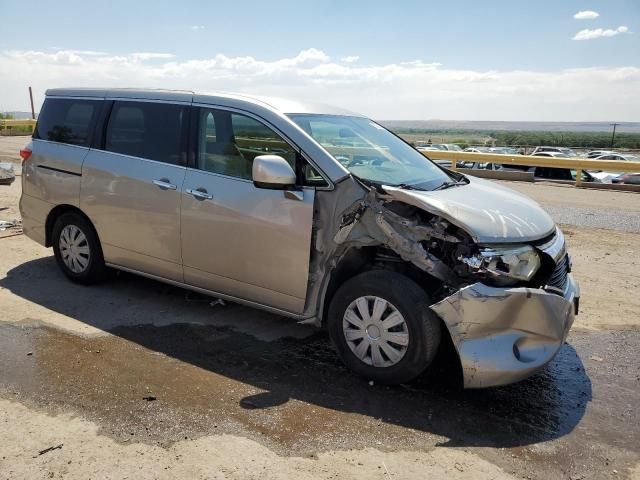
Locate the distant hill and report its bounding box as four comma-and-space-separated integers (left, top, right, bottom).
379, 120, 640, 133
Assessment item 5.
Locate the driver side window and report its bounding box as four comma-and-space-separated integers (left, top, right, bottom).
197, 109, 295, 180
197, 108, 328, 186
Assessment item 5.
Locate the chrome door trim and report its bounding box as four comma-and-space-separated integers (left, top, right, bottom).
184, 167, 253, 184
104, 262, 312, 320
185, 188, 213, 200
37, 165, 83, 176
153, 179, 178, 190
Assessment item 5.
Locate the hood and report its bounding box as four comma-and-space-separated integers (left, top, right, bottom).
383, 176, 555, 244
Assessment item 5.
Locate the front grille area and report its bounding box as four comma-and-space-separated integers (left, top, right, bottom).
546, 254, 569, 291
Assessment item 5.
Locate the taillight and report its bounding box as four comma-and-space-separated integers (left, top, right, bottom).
19, 147, 32, 163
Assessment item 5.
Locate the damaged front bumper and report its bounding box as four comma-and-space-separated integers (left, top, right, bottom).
430, 274, 579, 388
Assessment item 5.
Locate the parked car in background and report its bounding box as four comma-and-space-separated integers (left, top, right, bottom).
457, 161, 502, 170
415, 145, 453, 168
415, 144, 460, 167
459, 159, 599, 183
533, 167, 599, 183
587, 150, 616, 158
488, 147, 520, 155
588, 153, 639, 183
431, 143, 463, 151
416, 145, 445, 152
532, 152, 570, 159
20, 87, 580, 389
612, 173, 640, 185
532, 152, 621, 183
594, 153, 639, 162
463, 147, 490, 153
531, 146, 578, 157
530, 152, 585, 181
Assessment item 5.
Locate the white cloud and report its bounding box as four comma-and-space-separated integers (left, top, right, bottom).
574, 10, 599, 20
4, 49, 86, 65
63, 50, 108, 56
1, 48, 639, 121
573, 25, 629, 40
341, 56, 360, 63
190, 25, 205, 30
129, 52, 176, 61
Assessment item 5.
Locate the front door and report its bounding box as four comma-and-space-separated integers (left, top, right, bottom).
81, 100, 189, 281
180, 107, 316, 314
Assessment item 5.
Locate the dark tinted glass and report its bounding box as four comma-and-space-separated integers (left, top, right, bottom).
105, 101, 187, 164
34, 98, 101, 146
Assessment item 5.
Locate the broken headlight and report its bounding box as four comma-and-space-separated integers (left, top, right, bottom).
461, 245, 541, 286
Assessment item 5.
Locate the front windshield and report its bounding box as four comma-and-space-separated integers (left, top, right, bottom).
288, 114, 451, 189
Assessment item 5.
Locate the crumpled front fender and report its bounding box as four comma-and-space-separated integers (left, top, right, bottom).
430, 275, 579, 388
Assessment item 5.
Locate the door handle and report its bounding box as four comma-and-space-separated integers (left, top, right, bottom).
153, 179, 177, 190
186, 188, 213, 200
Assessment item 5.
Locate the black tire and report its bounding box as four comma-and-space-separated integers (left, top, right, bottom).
52, 212, 107, 285
327, 270, 441, 385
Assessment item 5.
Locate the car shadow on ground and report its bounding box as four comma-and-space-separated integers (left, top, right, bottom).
1, 256, 592, 449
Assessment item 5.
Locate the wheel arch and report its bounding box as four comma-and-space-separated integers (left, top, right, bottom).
319, 245, 448, 327
45, 204, 99, 248
320, 246, 377, 325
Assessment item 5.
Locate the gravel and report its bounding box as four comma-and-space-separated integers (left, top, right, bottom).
543, 206, 640, 233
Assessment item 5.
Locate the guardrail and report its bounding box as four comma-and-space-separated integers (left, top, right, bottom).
0, 119, 36, 133
422, 150, 640, 186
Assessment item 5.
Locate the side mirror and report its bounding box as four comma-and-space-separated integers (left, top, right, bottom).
252, 155, 296, 189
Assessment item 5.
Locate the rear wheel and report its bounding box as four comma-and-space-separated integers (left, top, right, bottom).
52, 212, 106, 284
327, 270, 441, 384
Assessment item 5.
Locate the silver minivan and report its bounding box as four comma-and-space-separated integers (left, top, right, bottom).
20, 88, 580, 388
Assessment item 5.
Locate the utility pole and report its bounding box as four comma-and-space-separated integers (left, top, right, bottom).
28, 87, 35, 119
610, 122, 620, 148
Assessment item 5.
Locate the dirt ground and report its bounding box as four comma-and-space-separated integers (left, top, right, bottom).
1, 136, 639, 479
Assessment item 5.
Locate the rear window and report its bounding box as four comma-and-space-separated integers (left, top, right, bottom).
105, 101, 187, 165
34, 98, 101, 146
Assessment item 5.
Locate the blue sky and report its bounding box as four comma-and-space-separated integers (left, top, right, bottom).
1, 0, 639, 120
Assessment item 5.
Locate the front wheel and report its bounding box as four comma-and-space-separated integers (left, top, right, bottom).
52, 212, 107, 285
327, 270, 441, 385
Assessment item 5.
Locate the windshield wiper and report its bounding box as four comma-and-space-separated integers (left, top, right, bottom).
433, 180, 467, 191
396, 183, 423, 190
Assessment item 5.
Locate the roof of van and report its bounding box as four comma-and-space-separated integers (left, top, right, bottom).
45, 88, 362, 117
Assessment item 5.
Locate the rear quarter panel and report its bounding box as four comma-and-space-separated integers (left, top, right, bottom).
23, 139, 87, 206
20, 139, 89, 245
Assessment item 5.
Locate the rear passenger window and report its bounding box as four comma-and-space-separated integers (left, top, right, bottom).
34, 98, 101, 146
105, 101, 187, 164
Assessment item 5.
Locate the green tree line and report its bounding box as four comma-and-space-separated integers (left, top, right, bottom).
391, 128, 640, 149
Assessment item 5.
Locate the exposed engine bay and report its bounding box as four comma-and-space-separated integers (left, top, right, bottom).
304, 177, 579, 388
307, 182, 563, 317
